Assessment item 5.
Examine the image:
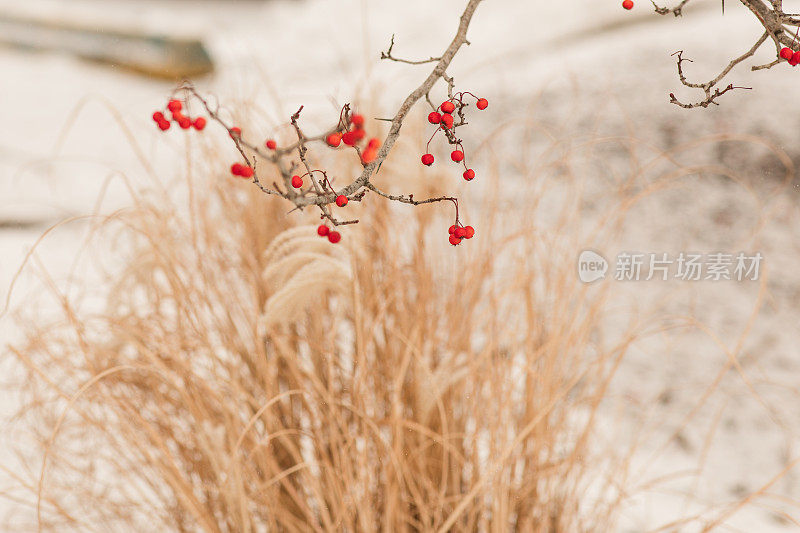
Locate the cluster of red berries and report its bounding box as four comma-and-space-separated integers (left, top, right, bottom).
311, 197, 347, 244
448, 223, 475, 246
230, 162, 254, 178
420, 94, 487, 184
154, 90, 477, 248
780, 47, 800, 66
152, 99, 206, 132
419, 93, 486, 246
326, 113, 381, 164
316, 224, 341, 243
622, 0, 634, 9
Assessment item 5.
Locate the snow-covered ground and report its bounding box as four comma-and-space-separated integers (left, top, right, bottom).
2, 0, 800, 530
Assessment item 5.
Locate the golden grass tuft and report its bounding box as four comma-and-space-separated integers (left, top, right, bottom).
3, 115, 644, 532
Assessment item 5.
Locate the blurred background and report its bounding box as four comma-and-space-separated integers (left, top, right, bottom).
2, 0, 800, 531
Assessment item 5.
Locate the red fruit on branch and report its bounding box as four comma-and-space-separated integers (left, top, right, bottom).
441, 113, 454, 129
326, 133, 342, 147
342, 131, 358, 146
622, 0, 634, 9
780, 47, 794, 60
351, 114, 365, 127
154, 0, 489, 254
791, 51, 800, 66
463, 226, 475, 239
167, 99, 182, 113
361, 148, 378, 164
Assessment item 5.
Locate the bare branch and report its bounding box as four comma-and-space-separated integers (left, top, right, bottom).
653, 1, 800, 107
667, 31, 766, 107
164, 0, 484, 237
380, 34, 443, 65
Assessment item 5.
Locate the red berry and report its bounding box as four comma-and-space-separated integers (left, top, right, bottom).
171, 111, 185, 122
781, 47, 794, 60
231, 163, 244, 176
152, 111, 165, 122
193, 117, 207, 130
266, 139, 277, 150
335, 195, 348, 207
428, 111, 442, 124
328, 231, 341, 244
327, 133, 342, 147
157, 120, 171, 131
463, 226, 475, 239
352, 128, 366, 142
441, 113, 454, 129
361, 148, 378, 164
342, 131, 358, 146
441, 101, 455, 114
421, 153, 434, 166
463, 169, 475, 181
291, 175, 303, 188
476, 98, 488, 110
178, 117, 192, 129
454, 226, 466, 238
449, 234, 461, 246
451, 150, 464, 162
317, 225, 330, 237
448, 225, 456, 234
791, 57, 800, 67
367, 137, 380, 149
240, 166, 254, 178
791, 51, 800, 65
622, 0, 633, 9
351, 114, 365, 127
167, 100, 182, 113
230, 127, 242, 139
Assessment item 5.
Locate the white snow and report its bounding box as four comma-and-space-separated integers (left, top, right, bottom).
2, 0, 800, 530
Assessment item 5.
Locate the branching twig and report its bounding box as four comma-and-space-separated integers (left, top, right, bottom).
666, 31, 765, 107
652, 0, 693, 16
380, 34, 443, 65
653, 1, 800, 107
